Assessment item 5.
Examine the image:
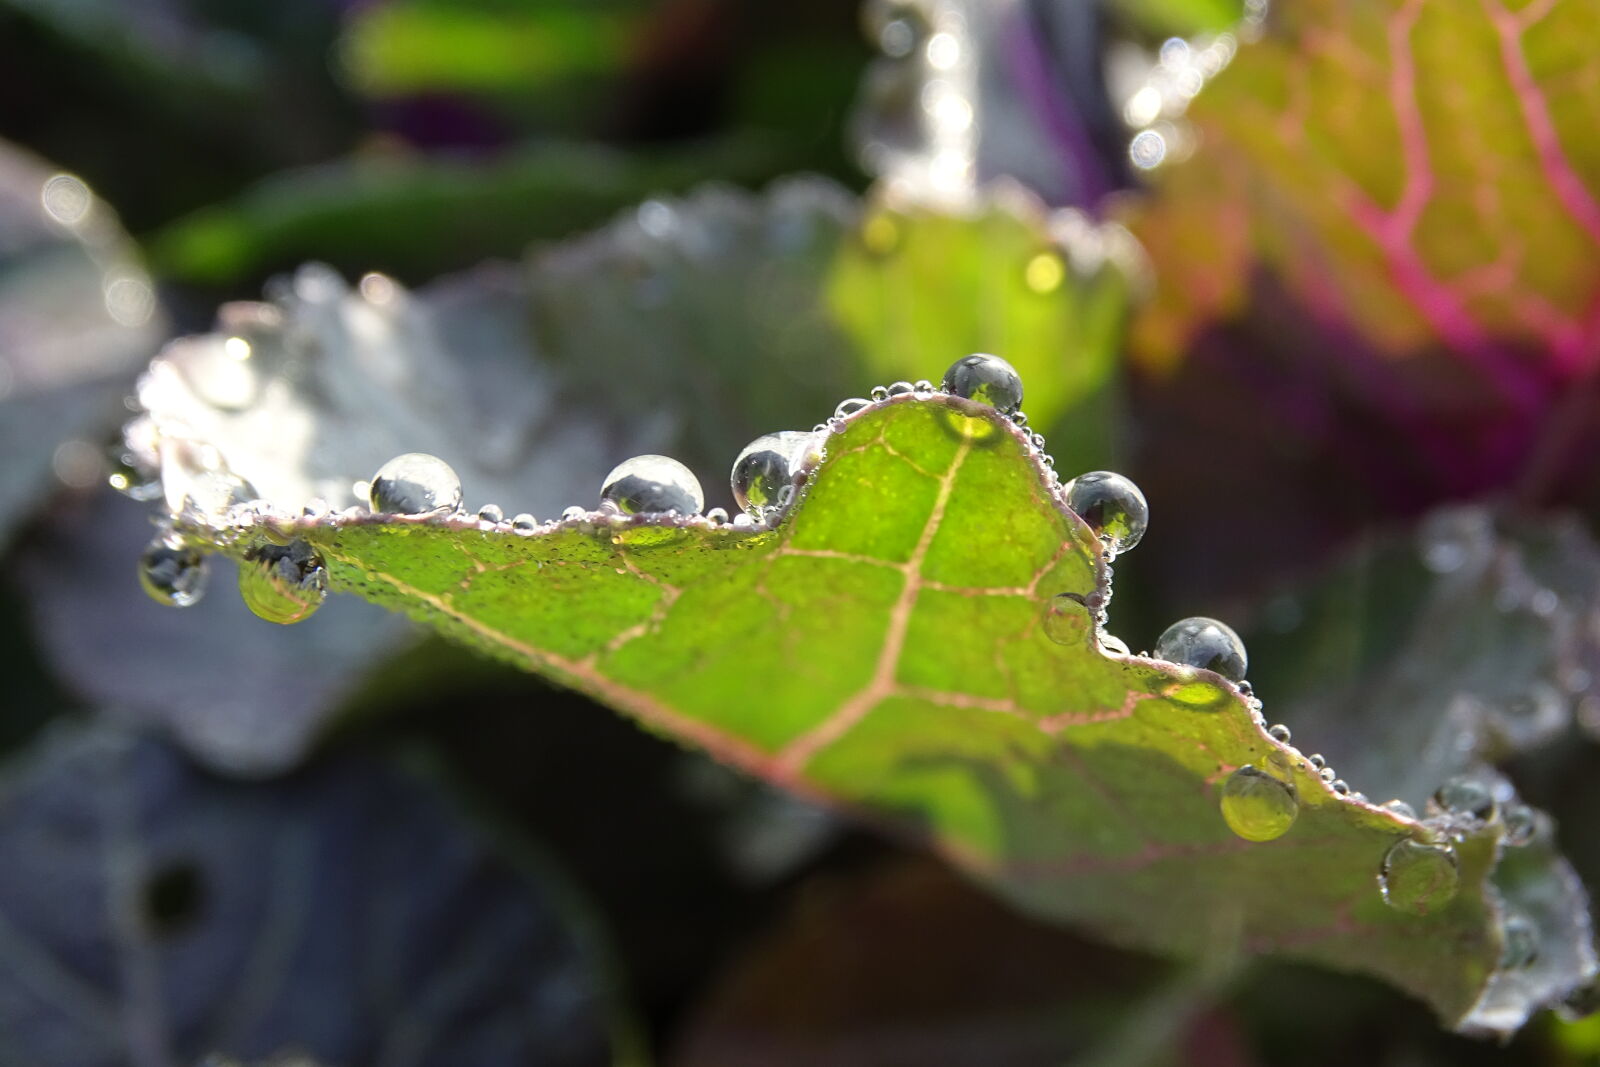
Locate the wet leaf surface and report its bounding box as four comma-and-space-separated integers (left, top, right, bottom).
144, 392, 1591, 1034
0, 724, 622, 1066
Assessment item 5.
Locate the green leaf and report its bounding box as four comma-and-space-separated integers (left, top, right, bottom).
142, 391, 1587, 1034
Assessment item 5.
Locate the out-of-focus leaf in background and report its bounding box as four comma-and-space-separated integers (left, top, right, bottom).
0, 724, 629, 1066
0, 141, 164, 547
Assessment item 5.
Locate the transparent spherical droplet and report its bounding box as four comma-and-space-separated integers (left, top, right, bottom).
1308, 753, 1326, 770
512, 513, 537, 534
834, 397, 871, 419
1219, 765, 1298, 842
1155, 616, 1247, 682
886, 381, 915, 396
1319, 766, 1336, 783
477, 504, 504, 524
369, 453, 463, 515
1500, 912, 1539, 969
238, 540, 327, 625
601, 454, 704, 516
1063, 471, 1148, 554
940, 354, 1023, 414
1268, 724, 1291, 744
1331, 779, 1350, 795
1502, 803, 1538, 846
1042, 592, 1093, 645
139, 534, 209, 608
1100, 633, 1131, 657
1429, 776, 1496, 822
870, 385, 890, 402
1379, 838, 1460, 915
731, 431, 812, 516
1382, 799, 1418, 820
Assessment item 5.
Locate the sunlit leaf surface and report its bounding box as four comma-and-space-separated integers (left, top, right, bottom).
143, 391, 1590, 1034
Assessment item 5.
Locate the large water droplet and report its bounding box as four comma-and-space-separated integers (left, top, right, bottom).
1429, 776, 1496, 822
1042, 592, 1093, 645
1379, 838, 1460, 915
601, 455, 704, 516
369, 453, 462, 515
139, 534, 208, 608
1063, 471, 1148, 554
1219, 765, 1298, 842
940, 354, 1023, 414
1500, 912, 1540, 969
1155, 616, 1247, 682
238, 540, 327, 625
731, 432, 812, 516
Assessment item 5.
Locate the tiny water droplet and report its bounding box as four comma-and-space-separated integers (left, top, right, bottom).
834, 398, 871, 419
731, 431, 812, 517
1063, 471, 1149, 554
706, 507, 729, 525
1219, 765, 1298, 842
1379, 838, 1460, 915
477, 504, 504, 524
1268, 724, 1291, 743
940, 354, 1024, 414
238, 540, 327, 625
1011, 411, 1029, 427
561, 506, 586, 522
1500, 912, 1539, 968
369, 453, 462, 515
732, 512, 755, 529
138, 534, 208, 608
1042, 593, 1093, 645
601, 455, 704, 516
1155, 616, 1247, 682
1383, 799, 1418, 819
1099, 633, 1132, 657
870, 385, 890, 401
1308, 753, 1326, 770
1331, 779, 1350, 795
1429, 776, 1496, 822
1319, 767, 1336, 783
1501, 803, 1537, 845
912, 379, 934, 396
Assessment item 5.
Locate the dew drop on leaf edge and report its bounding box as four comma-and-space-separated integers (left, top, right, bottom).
730, 432, 812, 516
368, 452, 463, 516
940, 353, 1024, 415
1063, 471, 1148, 554
1155, 616, 1248, 682
1219, 765, 1298, 842
1042, 592, 1093, 645
1379, 838, 1460, 916
238, 540, 328, 625
601, 454, 704, 516
1429, 775, 1496, 823
138, 533, 208, 608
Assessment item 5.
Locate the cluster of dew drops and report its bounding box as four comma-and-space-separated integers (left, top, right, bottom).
128, 354, 1546, 950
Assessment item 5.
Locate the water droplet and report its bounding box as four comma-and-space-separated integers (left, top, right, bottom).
1219, 765, 1298, 842
940, 354, 1023, 414
706, 507, 729, 525
1308, 753, 1326, 770
1319, 767, 1336, 783
238, 540, 327, 625
512, 513, 537, 534
870, 385, 890, 402
1383, 799, 1418, 819
369, 453, 463, 515
139, 534, 208, 608
834, 398, 871, 419
1500, 803, 1536, 846
1100, 633, 1132, 657
1063, 471, 1149, 554
601, 455, 704, 516
1268, 724, 1291, 743
1500, 912, 1539, 968
1379, 838, 1460, 915
561, 506, 586, 522
1429, 776, 1496, 822
1155, 616, 1247, 682
731, 432, 812, 517
1331, 779, 1350, 795
886, 381, 914, 396
477, 504, 504, 524
1042, 593, 1093, 645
